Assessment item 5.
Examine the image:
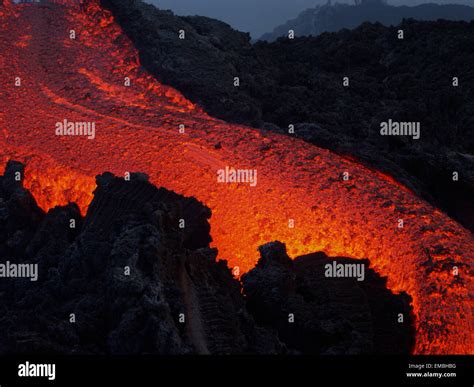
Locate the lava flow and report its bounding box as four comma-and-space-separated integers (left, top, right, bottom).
0, 0, 472, 354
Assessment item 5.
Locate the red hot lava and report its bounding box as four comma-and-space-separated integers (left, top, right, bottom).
0, 0, 472, 354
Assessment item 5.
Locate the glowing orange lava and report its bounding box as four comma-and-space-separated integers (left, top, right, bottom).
0, 0, 472, 354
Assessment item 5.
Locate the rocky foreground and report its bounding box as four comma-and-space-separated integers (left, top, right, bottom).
2, 1, 469, 353
0, 162, 414, 354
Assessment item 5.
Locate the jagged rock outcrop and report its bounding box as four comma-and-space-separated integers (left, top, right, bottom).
0, 162, 417, 354
100, 0, 474, 231
242, 241, 415, 354
2, 2, 471, 353
0, 161, 46, 260
0, 162, 283, 354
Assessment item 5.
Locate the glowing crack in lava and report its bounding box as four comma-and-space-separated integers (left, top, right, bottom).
0, 0, 472, 354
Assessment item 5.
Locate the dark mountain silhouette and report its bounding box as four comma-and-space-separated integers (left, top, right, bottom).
260, 0, 474, 41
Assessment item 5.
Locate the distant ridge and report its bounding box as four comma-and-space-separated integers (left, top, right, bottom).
259, 1, 474, 41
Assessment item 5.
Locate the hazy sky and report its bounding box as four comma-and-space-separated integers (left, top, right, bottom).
146, 0, 473, 37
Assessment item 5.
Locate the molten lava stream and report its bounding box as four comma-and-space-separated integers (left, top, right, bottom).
0, 0, 472, 354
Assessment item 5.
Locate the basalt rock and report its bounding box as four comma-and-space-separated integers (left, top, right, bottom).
242, 241, 416, 354
0, 162, 283, 355
0, 162, 417, 355
0, 161, 45, 259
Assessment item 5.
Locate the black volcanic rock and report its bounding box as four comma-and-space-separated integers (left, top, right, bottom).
100, 0, 262, 126
242, 241, 415, 354
0, 161, 45, 259
0, 163, 417, 355
100, 0, 474, 231
0, 163, 283, 355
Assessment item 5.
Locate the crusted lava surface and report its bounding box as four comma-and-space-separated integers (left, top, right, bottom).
102, 0, 474, 231
0, 1, 472, 354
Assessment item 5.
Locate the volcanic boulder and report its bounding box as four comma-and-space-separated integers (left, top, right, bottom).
242, 241, 416, 354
